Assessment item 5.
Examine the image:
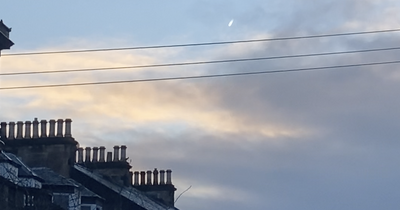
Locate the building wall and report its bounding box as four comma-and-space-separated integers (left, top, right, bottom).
9, 142, 77, 178
0, 177, 53, 210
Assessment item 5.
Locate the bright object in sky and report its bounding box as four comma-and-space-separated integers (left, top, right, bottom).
228, 19, 234, 27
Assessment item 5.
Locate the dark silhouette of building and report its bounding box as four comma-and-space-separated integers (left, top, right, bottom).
0, 20, 14, 55
0, 119, 178, 210
0, 146, 59, 210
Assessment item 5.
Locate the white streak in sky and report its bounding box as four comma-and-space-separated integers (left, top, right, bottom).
228, 19, 234, 27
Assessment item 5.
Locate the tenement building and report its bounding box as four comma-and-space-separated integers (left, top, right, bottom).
0, 118, 178, 210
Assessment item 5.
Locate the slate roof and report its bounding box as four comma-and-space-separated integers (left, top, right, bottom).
32, 167, 78, 187
0, 150, 14, 163
31, 167, 103, 199
79, 184, 104, 199
74, 164, 178, 210
1, 150, 43, 178
5, 152, 42, 180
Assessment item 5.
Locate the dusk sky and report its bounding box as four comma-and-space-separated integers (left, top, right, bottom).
2, 1, 400, 209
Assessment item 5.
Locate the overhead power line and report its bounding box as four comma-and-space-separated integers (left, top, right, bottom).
2, 46, 400, 76
1, 59, 399, 90
2, 28, 400, 56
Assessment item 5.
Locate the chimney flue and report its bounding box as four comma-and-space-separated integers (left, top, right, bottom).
146, 170, 152, 185
92, 147, 99, 162
49, 120, 56, 137
140, 171, 146, 185
8, 122, 15, 139
160, 170, 165, 185
153, 168, 159, 185
32, 119, 39, 138
24, 121, 31, 139
0, 122, 6, 139
106, 152, 112, 162
85, 147, 91, 162
166, 169, 172, 184
40, 120, 47, 138
16, 121, 23, 139
77, 148, 84, 163
113, 146, 120, 161
65, 119, 72, 137
56, 119, 64, 137
134, 171, 139, 186
99, 146, 106, 162
120, 145, 127, 161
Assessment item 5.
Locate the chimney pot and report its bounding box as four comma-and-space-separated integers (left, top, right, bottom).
16, 121, 23, 139
65, 119, 72, 137
32, 119, 39, 138
166, 169, 172, 185
0, 122, 7, 139
40, 120, 47, 138
92, 147, 99, 162
49, 119, 56, 137
140, 171, 146, 185
113, 146, 120, 161
133, 171, 139, 186
56, 119, 64, 137
153, 168, 159, 185
160, 170, 165, 185
99, 146, 106, 162
106, 152, 112, 162
77, 148, 84, 163
24, 121, 31, 139
8, 122, 15, 139
85, 147, 91, 162
146, 170, 152, 185
120, 145, 127, 161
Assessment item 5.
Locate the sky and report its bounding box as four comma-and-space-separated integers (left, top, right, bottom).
1, 1, 400, 209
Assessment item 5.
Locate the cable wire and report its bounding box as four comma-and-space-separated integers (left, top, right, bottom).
2, 46, 400, 76
1, 60, 399, 90
2, 28, 400, 56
